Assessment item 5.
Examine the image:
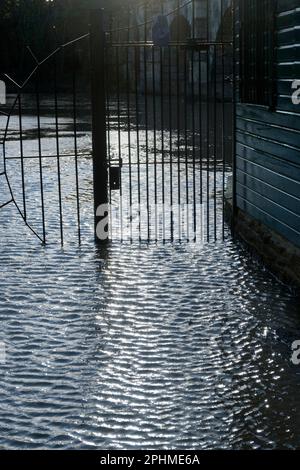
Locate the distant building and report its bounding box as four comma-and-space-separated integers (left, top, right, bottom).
131, 0, 232, 42
107, 0, 232, 96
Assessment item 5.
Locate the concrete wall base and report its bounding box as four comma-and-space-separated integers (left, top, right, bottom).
225, 199, 300, 291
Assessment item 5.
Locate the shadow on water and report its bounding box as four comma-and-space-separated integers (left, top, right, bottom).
0, 96, 300, 450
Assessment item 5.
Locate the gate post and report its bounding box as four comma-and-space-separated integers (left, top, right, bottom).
90, 9, 109, 243
231, 0, 238, 234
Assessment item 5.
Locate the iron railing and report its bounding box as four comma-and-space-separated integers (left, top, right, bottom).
0, 33, 92, 245
0, 1, 235, 245
104, 0, 234, 243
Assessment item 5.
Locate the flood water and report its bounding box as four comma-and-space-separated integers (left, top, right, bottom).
0, 95, 300, 450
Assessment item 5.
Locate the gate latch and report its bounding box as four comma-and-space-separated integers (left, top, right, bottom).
109, 161, 122, 191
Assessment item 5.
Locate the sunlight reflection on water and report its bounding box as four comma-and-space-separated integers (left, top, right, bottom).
0, 97, 300, 450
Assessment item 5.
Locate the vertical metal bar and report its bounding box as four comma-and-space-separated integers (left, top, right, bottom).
169, 46, 174, 242
125, 6, 132, 243
213, 45, 217, 241
127, 44, 133, 243
106, 51, 113, 240
135, 44, 141, 242
220, 0, 225, 240
72, 71, 81, 244
90, 9, 109, 243
206, 0, 211, 241
116, 14, 123, 243
206, 45, 210, 242
116, 46, 123, 242
176, 0, 181, 241
36, 76, 46, 244
191, 57, 197, 242
18, 95, 27, 221
184, 47, 189, 242
160, 46, 165, 243
152, 46, 158, 242
231, 0, 237, 232
54, 58, 64, 245
176, 46, 181, 242
107, 13, 113, 201
221, 44, 226, 241
192, 0, 196, 242
160, 0, 165, 243
199, 50, 203, 208
144, 5, 150, 242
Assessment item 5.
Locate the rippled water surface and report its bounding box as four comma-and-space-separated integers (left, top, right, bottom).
1, 228, 300, 449
1, 97, 300, 450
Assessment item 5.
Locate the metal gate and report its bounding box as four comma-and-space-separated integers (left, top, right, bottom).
0, 2, 234, 246
103, 1, 234, 244
0, 32, 93, 245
